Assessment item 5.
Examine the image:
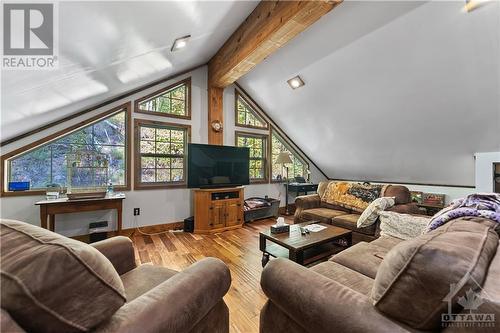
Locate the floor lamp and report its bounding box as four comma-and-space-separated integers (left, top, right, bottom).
275, 151, 293, 215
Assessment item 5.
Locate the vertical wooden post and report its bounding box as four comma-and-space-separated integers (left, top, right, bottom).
208, 85, 224, 145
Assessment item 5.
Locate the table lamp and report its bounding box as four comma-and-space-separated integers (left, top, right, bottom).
275, 151, 293, 215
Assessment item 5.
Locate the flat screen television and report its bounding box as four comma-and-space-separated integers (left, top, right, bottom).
187, 143, 250, 188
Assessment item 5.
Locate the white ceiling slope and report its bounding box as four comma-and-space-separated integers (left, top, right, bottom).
238, 1, 500, 187
0, 1, 258, 141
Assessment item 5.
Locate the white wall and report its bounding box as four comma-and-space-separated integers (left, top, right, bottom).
0, 66, 208, 236
222, 84, 327, 207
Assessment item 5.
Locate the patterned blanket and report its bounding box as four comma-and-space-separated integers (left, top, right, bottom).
426, 193, 500, 232
322, 182, 387, 213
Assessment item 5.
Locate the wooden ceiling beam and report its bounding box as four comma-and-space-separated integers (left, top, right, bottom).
208, 0, 342, 88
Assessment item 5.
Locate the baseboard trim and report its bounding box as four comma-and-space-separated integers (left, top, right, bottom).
71, 221, 184, 243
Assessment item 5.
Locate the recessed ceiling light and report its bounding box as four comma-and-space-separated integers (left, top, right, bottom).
171, 35, 191, 52
287, 76, 305, 89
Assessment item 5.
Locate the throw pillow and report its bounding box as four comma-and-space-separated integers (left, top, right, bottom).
357, 197, 396, 228
378, 211, 429, 240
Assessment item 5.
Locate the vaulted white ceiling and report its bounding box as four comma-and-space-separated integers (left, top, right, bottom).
1, 0, 258, 141
238, 1, 500, 186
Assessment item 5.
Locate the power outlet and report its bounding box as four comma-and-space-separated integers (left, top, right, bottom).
133, 208, 140, 216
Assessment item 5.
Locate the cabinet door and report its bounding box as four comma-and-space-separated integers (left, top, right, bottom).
210, 202, 226, 229
225, 201, 242, 227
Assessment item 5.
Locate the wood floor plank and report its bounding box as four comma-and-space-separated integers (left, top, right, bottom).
130, 217, 292, 333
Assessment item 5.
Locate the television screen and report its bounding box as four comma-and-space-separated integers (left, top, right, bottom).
188, 143, 250, 188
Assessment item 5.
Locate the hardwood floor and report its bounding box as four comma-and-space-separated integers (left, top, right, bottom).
130, 217, 293, 333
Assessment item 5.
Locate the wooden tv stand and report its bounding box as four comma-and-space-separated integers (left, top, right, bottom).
193, 186, 244, 233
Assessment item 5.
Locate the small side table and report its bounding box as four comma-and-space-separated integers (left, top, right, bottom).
35, 195, 125, 233
417, 203, 444, 216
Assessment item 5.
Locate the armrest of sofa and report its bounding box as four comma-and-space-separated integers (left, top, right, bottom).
261, 258, 410, 333
91, 236, 136, 275
94, 258, 231, 333
294, 194, 321, 222
388, 202, 422, 215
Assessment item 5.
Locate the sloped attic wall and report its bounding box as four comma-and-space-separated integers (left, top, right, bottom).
238, 1, 500, 188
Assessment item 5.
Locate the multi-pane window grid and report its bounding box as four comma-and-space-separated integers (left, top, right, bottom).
271, 133, 306, 180
237, 135, 266, 180
138, 84, 187, 116
139, 125, 186, 183
236, 95, 267, 128
8, 111, 127, 189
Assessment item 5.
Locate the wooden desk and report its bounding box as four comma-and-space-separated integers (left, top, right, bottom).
35, 195, 125, 233
283, 183, 319, 215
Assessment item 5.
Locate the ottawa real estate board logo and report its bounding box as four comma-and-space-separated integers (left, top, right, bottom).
2, 2, 58, 69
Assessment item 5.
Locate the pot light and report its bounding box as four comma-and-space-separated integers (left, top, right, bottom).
171, 35, 191, 52
287, 76, 305, 90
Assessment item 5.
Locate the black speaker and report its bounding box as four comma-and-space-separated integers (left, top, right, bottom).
89, 221, 108, 243
184, 216, 194, 232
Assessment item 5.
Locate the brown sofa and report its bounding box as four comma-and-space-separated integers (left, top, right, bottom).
0, 219, 231, 333
260, 217, 500, 333
294, 181, 421, 244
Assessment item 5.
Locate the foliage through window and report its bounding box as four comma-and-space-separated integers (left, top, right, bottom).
271, 130, 308, 181
7, 110, 128, 190
136, 79, 190, 118
235, 132, 267, 182
235, 91, 268, 129
136, 120, 189, 187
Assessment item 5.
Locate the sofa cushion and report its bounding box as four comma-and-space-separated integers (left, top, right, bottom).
371, 219, 499, 330
370, 236, 403, 251
330, 242, 389, 279
311, 261, 374, 296
378, 211, 429, 240
0, 219, 126, 333
357, 197, 395, 228
301, 208, 348, 224
332, 214, 377, 235
320, 201, 351, 213
121, 264, 177, 302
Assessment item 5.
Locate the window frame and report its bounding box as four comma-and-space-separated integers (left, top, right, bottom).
134, 77, 191, 120
235, 131, 269, 184
234, 90, 269, 130
269, 127, 309, 183
134, 118, 191, 190
0, 102, 132, 197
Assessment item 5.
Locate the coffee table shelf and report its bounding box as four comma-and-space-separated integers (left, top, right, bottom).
259, 222, 352, 267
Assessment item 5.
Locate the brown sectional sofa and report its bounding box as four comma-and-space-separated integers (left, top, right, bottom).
0, 219, 231, 333
294, 181, 421, 244
260, 217, 500, 333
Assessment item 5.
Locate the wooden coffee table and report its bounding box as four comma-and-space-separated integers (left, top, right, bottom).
259, 222, 352, 267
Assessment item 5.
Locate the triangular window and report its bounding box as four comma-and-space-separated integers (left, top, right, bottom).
235, 90, 268, 129
136, 78, 190, 119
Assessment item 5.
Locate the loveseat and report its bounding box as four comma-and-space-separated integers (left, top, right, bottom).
0, 219, 231, 333
294, 181, 421, 243
260, 217, 500, 333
